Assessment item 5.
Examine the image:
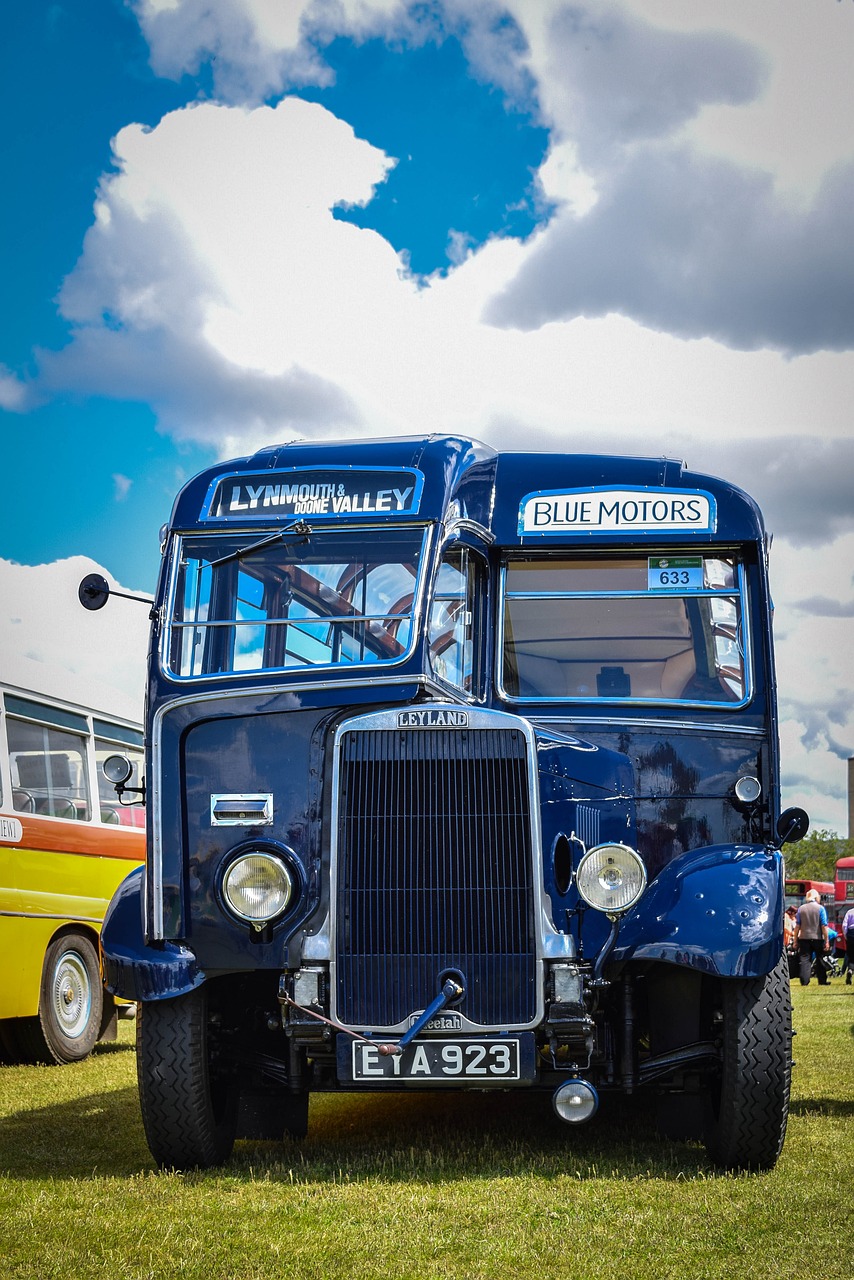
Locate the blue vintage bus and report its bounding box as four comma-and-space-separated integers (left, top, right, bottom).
94, 435, 806, 1170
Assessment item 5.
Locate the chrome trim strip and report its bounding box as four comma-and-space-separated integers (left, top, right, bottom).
160, 523, 435, 683
443, 518, 495, 545
527, 716, 765, 737
496, 556, 754, 710
0, 911, 101, 923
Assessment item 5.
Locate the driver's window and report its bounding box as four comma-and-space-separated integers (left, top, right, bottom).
428, 548, 483, 696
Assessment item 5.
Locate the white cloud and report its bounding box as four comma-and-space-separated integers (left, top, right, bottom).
132, 0, 405, 102
131, 1, 854, 201
769, 531, 854, 833
0, 558, 148, 720
482, 5, 854, 353
35, 96, 853, 453
112, 474, 133, 501
619, 0, 854, 202
0, 365, 28, 411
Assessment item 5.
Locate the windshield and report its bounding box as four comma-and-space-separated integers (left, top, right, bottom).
166, 528, 427, 679
501, 553, 748, 705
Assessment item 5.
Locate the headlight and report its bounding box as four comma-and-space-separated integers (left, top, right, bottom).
734, 774, 762, 804
575, 842, 646, 915
222, 850, 294, 924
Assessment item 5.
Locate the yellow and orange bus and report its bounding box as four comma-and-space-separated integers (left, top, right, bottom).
0, 655, 145, 1063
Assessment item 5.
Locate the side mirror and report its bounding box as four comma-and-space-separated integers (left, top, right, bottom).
79, 573, 111, 611
102, 755, 145, 804
78, 573, 155, 614
103, 754, 133, 786
775, 807, 810, 846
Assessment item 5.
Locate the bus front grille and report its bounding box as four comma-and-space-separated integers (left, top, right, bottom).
334, 724, 537, 1029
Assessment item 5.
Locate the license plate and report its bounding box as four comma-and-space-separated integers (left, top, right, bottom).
344, 1036, 526, 1083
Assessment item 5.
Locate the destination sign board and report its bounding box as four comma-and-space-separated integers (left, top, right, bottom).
203, 467, 424, 522
518, 487, 716, 536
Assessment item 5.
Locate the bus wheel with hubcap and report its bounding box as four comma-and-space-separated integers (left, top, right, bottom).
4, 932, 105, 1064
137, 986, 237, 1171
705, 953, 792, 1171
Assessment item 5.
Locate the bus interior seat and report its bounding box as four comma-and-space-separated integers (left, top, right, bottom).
12, 788, 35, 812
660, 649, 697, 699
512, 654, 567, 698
597, 666, 631, 697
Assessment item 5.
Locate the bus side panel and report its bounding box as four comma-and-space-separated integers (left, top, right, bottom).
0, 844, 142, 1017
0, 915, 64, 1017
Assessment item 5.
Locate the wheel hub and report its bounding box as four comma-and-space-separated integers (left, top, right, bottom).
51, 951, 91, 1039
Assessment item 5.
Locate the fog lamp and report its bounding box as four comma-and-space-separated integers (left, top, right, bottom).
222, 851, 293, 924
553, 1078, 599, 1125
576, 843, 646, 914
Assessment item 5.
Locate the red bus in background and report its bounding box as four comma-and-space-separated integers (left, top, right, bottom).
832, 857, 854, 950
784, 879, 834, 910
835, 856, 854, 904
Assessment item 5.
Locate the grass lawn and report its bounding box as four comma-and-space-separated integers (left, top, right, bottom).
0, 982, 851, 1280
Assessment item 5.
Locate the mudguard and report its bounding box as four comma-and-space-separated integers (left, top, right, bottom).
613, 844, 785, 979
100, 866, 205, 1002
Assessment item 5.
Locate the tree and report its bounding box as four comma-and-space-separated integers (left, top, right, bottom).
783, 830, 852, 883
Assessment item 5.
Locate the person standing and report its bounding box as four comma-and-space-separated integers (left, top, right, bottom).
842, 903, 854, 985
793, 889, 829, 986
783, 905, 797, 949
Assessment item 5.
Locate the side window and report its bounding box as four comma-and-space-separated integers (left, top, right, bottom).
428, 548, 484, 696
7, 717, 91, 820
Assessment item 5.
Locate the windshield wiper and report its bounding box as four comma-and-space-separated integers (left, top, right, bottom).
208, 521, 312, 569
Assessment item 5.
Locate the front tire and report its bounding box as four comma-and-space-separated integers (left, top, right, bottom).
705, 953, 792, 1171
137, 987, 237, 1171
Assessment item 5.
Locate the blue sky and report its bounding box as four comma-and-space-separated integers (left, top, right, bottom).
2, 3, 553, 587
1, 0, 853, 830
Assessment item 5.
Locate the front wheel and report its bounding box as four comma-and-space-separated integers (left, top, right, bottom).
137, 986, 237, 1171
705, 954, 792, 1171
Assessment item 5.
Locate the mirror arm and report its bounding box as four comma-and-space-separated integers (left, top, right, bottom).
113, 779, 146, 804
79, 573, 155, 614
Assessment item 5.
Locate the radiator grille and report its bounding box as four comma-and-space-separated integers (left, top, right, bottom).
335, 726, 537, 1028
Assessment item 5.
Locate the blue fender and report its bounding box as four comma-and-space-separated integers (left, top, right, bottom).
101, 866, 205, 1002
613, 844, 784, 979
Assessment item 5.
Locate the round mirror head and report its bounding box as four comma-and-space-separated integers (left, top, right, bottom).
103, 754, 133, 786
776, 806, 810, 846
78, 573, 110, 611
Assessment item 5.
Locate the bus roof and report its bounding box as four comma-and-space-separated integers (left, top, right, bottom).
169, 434, 766, 546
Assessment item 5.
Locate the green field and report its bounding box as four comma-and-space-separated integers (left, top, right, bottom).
1, 983, 851, 1280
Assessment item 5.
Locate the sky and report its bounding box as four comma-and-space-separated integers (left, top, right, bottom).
1, 0, 852, 832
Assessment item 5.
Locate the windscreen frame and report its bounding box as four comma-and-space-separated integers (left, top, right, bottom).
160, 522, 434, 683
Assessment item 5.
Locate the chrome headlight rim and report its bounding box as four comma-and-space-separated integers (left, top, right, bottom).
575, 841, 647, 916
219, 842, 300, 927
